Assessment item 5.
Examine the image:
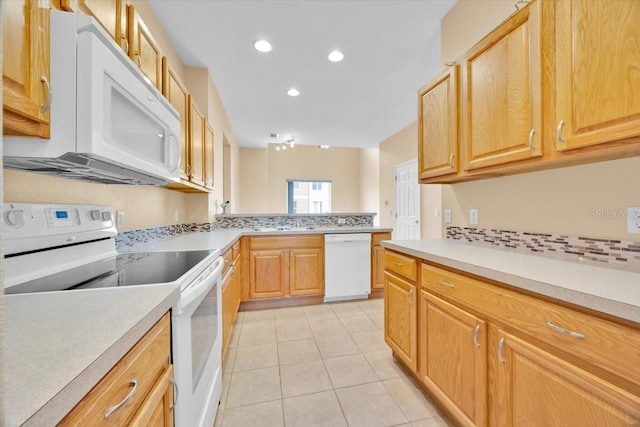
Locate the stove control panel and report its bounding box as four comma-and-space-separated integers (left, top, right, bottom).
2, 203, 118, 255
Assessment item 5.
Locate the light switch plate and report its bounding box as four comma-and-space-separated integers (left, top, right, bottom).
444, 209, 452, 224
628, 207, 640, 234
470, 209, 479, 225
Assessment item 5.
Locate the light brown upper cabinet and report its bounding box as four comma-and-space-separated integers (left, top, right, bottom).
205, 123, 215, 189
127, 4, 162, 90
554, 0, 640, 151
60, 0, 128, 52
2, 0, 51, 138
162, 58, 190, 181
460, 1, 543, 171
418, 65, 459, 180
189, 98, 206, 187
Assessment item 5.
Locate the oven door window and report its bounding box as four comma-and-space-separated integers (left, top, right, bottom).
190, 282, 218, 392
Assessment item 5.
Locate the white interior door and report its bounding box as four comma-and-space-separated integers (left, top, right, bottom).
395, 159, 421, 240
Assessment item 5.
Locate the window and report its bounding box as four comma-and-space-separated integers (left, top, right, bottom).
286, 180, 331, 214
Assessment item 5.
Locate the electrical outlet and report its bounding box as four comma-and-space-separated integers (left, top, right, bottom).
444, 209, 452, 224
470, 209, 479, 225
116, 210, 125, 228
628, 207, 640, 234
174, 210, 180, 222
434, 208, 439, 217
338, 218, 346, 224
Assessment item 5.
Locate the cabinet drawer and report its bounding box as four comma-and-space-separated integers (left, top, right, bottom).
372, 232, 391, 246
60, 314, 171, 426
385, 251, 418, 282
249, 235, 323, 250
421, 263, 640, 386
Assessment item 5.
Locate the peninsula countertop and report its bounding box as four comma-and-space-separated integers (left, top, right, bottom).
382, 238, 640, 324
4, 285, 180, 427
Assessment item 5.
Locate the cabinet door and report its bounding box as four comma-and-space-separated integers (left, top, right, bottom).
162, 59, 190, 181
188, 99, 206, 186
2, 0, 50, 138
205, 123, 215, 189
418, 65, 459, 179
221, 269, 234, 358
384, 272, 417, 371
249, 250, 287, 299
127, 5, 162, 90
488, 326, 640, 426
289, 248, 324, 296
130, 366, 174, 427
460, 1, 542, 171
555, 0, 640, 151
421, 292, 486, 427
60, 0, 127, 52
371, 246, 385, 290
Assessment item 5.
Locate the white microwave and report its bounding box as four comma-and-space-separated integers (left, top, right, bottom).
4, 10, 181, 186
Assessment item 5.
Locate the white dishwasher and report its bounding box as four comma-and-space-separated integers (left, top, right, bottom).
324, 233, 372, 302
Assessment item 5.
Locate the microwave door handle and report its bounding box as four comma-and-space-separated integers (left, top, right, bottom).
168, 133, 181, 173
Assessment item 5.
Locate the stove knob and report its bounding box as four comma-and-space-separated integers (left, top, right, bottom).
101, 211, 112, 222
90, 209, 102, 221
6, 210, 25, 228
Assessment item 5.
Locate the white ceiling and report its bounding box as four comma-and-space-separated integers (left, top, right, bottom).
149, 0, 457, 149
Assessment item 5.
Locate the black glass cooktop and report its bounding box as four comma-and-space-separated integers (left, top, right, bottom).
5, 250, 217, 295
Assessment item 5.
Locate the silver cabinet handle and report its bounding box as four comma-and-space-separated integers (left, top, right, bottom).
556, 120, 565, 144
40, 76, 52, 113
528, 128, 535, 152
121, 35, 129, 53
448, 153, 455, 168
472, 325, 481, 349
170, 378, 178, 410
392, 261, 403, 267
407, 288, 414, 305
105, 379, 137, 418
545, 321, 585, 339
438, 279, 455, 288
497, 338, 506, 365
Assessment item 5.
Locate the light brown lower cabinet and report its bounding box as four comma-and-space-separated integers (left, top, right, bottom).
419, 291, 486, 427
371, 232, 391, 292
488, 326, 640, 426
59, 313, 173, 426
222, 243, 242, 359
384, 251, 640, 427
246, 235, 324, 301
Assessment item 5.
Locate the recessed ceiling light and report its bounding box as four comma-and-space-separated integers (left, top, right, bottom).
328, 50, 344, 62
254, 39, 272, 53
319, 145, 330, 149
287, 88, 300, 97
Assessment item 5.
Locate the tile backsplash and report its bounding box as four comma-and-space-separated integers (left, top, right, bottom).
116, 213, 375, 248
446, 226, 640, 272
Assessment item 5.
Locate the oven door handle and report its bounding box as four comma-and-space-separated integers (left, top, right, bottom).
179, 256, 224, 312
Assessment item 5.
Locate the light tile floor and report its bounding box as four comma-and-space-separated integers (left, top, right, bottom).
214, 299, 454, 427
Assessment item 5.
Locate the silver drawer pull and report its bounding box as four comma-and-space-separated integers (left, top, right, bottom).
170, 378, 178, 409
392, 262, 403, 267
438, 279, 455, 288
40, 76, 52, 113
498, 337, 506, 365
105, 379, 137, 418
472, 325, 481, 349
528, 128, 535, 152
556, 120, 565, 144
545, 321, 585, 339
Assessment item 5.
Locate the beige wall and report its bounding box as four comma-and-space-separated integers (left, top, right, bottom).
443, 158, 640, 241
359, 148, 380, 224
3, 0, 240, 230
238, 144, 363, 214
441, 0, 515, 66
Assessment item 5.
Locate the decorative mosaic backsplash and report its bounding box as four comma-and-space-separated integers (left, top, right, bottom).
446, 226, 640, 272
214, 214, 375, 229
115, 214, 375, 249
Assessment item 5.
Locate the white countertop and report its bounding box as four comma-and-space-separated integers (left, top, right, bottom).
382, 239, 640, 324
119, 227, 392, 253
4, 285, 180, 427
